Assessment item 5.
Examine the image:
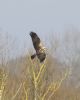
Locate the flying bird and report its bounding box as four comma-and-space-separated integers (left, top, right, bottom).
30, 32, 46, 62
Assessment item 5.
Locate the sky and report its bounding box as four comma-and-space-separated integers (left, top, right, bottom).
0, 0, 80, 60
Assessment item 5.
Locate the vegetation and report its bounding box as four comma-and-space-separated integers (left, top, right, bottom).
0, 30, 80, 100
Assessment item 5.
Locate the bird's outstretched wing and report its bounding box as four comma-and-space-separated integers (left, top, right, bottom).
30, 32, 46, 62
30, 32, 40, 51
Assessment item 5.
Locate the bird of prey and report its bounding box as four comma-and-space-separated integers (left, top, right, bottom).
30, 32, 46, 62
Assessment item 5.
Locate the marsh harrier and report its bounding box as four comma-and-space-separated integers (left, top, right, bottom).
30, 32, 46, 62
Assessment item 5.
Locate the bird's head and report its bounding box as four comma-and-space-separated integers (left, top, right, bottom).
30, 32, 37, 38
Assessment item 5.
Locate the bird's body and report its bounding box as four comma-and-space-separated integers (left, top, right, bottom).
30, 32, 46, 62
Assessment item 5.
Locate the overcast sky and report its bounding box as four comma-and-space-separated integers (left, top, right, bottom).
0, 0, 80, 34
0, 0, 80, 59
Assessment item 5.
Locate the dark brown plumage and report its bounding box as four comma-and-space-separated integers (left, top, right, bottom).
30, 32, 46, 62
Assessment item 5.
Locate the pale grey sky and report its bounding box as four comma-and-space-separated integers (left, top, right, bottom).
0, 0, 80, 35
0, 0, 80, 59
